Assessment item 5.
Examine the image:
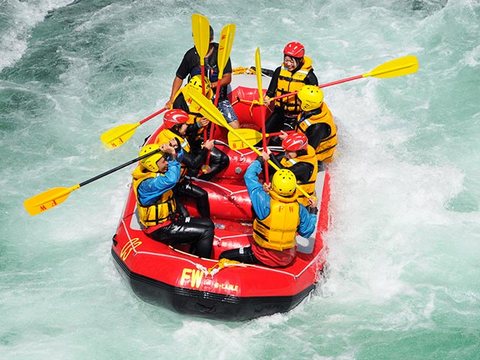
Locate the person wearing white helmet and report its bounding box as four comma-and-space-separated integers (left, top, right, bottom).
219, 159, 316, 267
166, 25, 239, 128
132, 142, 214, 258
263, 41, 319, 144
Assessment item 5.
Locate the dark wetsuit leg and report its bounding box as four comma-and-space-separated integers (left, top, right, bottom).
219, 246, 260, 264
150, 217, 214, 258
175, 181, 210, 218
199, 147, 229, 181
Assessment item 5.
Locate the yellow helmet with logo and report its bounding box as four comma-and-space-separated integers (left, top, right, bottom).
297, 85, 324, 112
188, 75, 213, 98
272, 169, 297, 197
139, 144, 164, 172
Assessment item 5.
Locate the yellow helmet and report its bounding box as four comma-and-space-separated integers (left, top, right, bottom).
139, 144, 164, 172
297, 85, 324, 112
272, 169, 297, 197
188, 75, 213, 98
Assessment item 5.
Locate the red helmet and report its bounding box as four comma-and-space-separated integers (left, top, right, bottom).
283, 42, 305, 58
282, 132, 308, 152
163, 109, 189, 129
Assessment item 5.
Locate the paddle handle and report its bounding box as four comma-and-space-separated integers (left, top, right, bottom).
318, 74, 363, 88
269, 74, 365, 103
79, 149, 162, 188
204, 82, 223, 167
139, 107, 167, 125
266, 131, 293, 138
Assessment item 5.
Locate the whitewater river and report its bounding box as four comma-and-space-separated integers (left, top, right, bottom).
1, 0, 479, 359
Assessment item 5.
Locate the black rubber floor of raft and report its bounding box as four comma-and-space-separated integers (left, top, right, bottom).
111, 249, 315, 321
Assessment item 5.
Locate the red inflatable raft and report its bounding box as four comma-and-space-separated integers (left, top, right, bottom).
110, 73, 330, 320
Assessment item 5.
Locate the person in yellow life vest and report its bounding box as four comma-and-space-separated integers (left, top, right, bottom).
266, 132, 318, 207
154, 109, 213, 218
171, 76, 230, 180
132, 142, 214, 258
219, 163, 316, 267
296, 85, 337, 164
263, 42, 318, 143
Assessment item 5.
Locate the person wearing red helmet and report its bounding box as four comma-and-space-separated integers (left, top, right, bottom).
167, 77, 230, 182
265, 132, 318, 207
263, 41, 318, 144
155, 109, 215, 218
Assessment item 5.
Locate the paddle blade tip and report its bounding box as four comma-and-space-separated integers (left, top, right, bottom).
100, 123, 138, 149
23, 186, 75, 216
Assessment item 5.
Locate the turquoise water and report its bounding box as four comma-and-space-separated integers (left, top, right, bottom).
1, 0, 479, 359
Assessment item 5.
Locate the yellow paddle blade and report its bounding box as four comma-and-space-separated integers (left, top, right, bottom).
100, 122, 140, 149
192, 13, 210, 66
184, 86, 227, 128
364, 55, 419, 79
217, 24, 236, 80
24, 185, 80, 216
255, 48, 264, 105
228, 128, 263, 150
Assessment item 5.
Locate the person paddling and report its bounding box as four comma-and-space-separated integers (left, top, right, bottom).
296, 85, 337, 163
132, 142, 214, 258
263, 42, 318, 143
266, 132, 318, 207
154, 109, 212, 218
170, 76, 230, 181
219, 161, 316, 267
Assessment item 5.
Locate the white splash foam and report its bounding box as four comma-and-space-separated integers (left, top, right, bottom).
0, 0, 74, 71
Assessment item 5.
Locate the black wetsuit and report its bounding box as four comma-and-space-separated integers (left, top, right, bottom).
149, 216, 214, 258
297, 108, 332, 150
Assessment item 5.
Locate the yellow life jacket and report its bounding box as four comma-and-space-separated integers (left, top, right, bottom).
252, 191, 300, 251
132, 166, 177, 228
275, 56, 313, 115
280, 145, 318, 206
155, 129, 190, 178
297, 102, 337, 162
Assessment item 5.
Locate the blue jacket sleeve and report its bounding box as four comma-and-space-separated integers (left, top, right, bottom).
137, 159, 181, 206
298, 204, 317, 238
176, 149, 184, 162
244, 160, 270, 220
